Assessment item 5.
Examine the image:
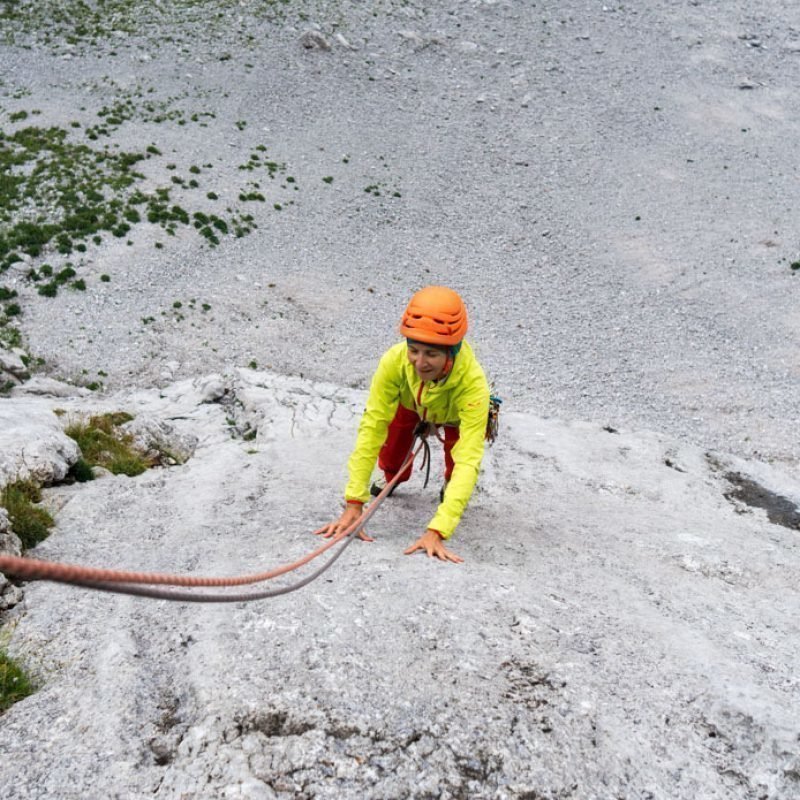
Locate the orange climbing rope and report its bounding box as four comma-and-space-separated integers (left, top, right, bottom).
0, 441, 426, 603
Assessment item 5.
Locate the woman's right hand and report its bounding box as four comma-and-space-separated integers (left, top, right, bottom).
315, 503, 374, 541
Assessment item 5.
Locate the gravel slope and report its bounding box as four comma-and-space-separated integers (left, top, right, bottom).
1, 0, 797, 466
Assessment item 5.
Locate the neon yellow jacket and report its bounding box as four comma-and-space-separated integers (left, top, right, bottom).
345, 341, 490, 539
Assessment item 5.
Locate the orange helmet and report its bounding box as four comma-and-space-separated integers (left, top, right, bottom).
399, 286, 468, 347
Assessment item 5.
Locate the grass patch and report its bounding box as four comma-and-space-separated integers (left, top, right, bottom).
0, 649, 35, 714
0, 0, 294, 54
64, 412, 148, 477
67, 457, 94, 483
0, 323, 22, 350
0, 120, 273, 304
0, 480, 54, 549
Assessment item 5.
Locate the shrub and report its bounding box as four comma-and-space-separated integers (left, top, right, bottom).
64, 413, 148, 477
68, 457, 94, 483
37, 282, 58, 298
0, 480, 54, 549
0, 649, 35, 713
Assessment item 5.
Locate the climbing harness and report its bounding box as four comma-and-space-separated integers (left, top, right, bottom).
412, 420, 436, 489
0, 439, 428, 604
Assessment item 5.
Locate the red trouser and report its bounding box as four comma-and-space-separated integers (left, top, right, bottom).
378, 404, 460, 485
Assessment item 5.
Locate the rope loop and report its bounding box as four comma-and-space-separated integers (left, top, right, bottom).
0, 442, 426, 603
412, 421, 433, 488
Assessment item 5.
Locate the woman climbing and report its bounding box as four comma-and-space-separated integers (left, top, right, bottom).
318, 286, 491, 564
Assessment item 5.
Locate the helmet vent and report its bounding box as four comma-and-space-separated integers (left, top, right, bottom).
398, 286, 468, 346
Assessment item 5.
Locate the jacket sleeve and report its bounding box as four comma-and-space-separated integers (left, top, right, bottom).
344, 349, 403, 503
427, 377, 490, 538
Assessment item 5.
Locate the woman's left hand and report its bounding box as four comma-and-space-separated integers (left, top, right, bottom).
403, 529, 464, 564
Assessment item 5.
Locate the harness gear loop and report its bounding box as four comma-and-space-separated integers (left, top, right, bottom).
412, 420, 434, 489
486, 394, 503, 444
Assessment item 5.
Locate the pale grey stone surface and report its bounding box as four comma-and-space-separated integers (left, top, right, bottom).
0, 400, 80, 487
11, 377, 90, 399
0, 508, 23, 610
1, 0, 799, 796
120, 414, 198, 465
0, 375, 797, 799
0, 350, 27, 380
194, 374, 227, 404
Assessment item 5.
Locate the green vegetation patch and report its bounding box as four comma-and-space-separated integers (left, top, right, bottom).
0, 322, 22, 351
0, 649, 36, 714
0, 118, 269, 278
0, 480, 55, 549
64, 412, 149, 477
0, 125, 148, 268
0, 0, 293, 53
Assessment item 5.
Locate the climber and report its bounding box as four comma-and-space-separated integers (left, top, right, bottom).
317, 286, 491, 564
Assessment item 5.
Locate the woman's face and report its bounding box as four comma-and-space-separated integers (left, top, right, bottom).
407, 342, 448, 381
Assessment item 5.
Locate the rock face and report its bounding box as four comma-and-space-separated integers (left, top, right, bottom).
0, 373, 797, 799
0, 348, 28, 383
120, 415, 198, 465
0, 399, 80, 487
11, 377, 91, 398
0, 508, 23, 610
0, 386, 204, 611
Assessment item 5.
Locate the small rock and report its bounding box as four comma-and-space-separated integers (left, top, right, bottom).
194, 374, 226, 404
784, 756, 800, 781
398, 30, 426, 49
11, 377, 90, 398
0, 580, 23, 611
121, 415, 198, 465
0, 509, 20, 546
0, 350, 29, 379
300, 30, 331, 51
334, 33, 356, 50
159, 362, 179, 382
737, 80, 756, 90
0, 509, 23, 606
0, 407, 80, 485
